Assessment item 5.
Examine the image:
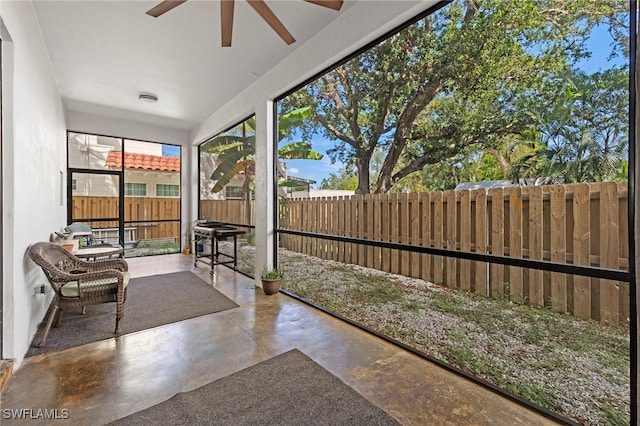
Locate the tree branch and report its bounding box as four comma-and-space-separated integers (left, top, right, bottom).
374, 79, 442, 192
315, 115, 357, 147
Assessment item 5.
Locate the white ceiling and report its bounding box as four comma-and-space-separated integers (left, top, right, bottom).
32, 0, 356, 131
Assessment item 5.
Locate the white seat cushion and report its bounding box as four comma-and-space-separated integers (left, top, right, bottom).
60, 271, 130, 297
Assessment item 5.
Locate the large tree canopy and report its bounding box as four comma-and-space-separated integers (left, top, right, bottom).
282, 0, 628, 193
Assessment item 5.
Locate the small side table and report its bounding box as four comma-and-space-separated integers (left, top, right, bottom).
74, 245, 124, 261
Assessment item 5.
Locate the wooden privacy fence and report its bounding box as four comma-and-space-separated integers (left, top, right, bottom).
199, 199, 255, 226
279, 182, 630, 324
73, 196, 180, 241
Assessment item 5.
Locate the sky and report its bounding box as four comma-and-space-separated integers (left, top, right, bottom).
162, 144, 180, 157
163, 23, 627, 188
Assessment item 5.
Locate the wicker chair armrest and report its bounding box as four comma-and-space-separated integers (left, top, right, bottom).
77, 269, 125, 284
55, 268, 123, 283
83, 258, 129, 272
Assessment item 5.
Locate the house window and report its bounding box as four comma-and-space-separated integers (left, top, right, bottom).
224, 186, 243, 199
125, 183, 146, 196
72, 179, 77, 191
156, 184, 180, 197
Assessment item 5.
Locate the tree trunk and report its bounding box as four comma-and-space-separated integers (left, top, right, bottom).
374, 80, 442, 194
242, 169, 252, 225
356, 157, 371, 194
483, 148, 510, 175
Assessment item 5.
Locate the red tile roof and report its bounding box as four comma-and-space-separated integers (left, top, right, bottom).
105, 151, 180, 172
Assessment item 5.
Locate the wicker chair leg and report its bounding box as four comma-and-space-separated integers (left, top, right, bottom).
115, 290, 126, 335
114, 316, 122, 335
38, 305, 59, 348
53, 308, 63, 328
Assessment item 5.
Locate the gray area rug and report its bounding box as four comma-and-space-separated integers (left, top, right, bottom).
111, 349, 400, 426
27, 271, 238, 357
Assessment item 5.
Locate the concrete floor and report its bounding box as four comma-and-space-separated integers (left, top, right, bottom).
1, 254, 559, 425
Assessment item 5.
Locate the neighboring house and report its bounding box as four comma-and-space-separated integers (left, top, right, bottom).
68, 132, 181, 198
106, 151, 181, 198
303, 189, 355, 198
199, 152, 246, 201
454, 177, 564, 192
282, 176, 315, 198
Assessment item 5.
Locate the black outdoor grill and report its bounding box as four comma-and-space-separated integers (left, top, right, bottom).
193, 221, 245, 275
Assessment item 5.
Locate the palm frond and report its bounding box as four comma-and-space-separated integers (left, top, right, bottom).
202, 136, 248, 153
278, 107, 311, 139
278, 142, 324, 160
210, 150, 250, 181
211, 159, 254, 193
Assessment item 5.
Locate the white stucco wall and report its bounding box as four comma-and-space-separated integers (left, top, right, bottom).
66, 111, 190, 146
1, 1, 67, 364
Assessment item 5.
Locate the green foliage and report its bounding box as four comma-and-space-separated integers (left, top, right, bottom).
430, 292, 458, 313
203, 108, 324, 194
515, 69, 629, 183
404, 299, 424, 311
364, 284, 403, 304
281, 0, 629, 193
600, 404, 630, 426
320, 168, 358, 190
261, 267, 283, 280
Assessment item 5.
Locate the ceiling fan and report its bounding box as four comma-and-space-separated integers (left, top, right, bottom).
146, 0, 343, 47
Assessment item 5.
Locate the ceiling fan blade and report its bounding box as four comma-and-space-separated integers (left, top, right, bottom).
303, 0, 343, 11
221, 0, 235, 47
246, 0, 295, 45
146, 0, 188, 18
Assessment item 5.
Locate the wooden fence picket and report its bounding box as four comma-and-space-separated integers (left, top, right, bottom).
549, 185, 568, 313
410, 192, 421, 279
380, 194, 390, 272
344, 196, 352, 264
459, 190, 471, 291
572, 184, 591, 319
445, 191, 457, 289
508, 187, 524, 303
372, 194, 382, 270
313, 198, 320, 258
489, 188, 505, 299
420, 192, 432, 283
433, 192, 444, 285
390, 193, 399, 274
474, 189, 488, 295
528, 186, 544, 308
400, 194, 410, 276
600, 182, 620, 324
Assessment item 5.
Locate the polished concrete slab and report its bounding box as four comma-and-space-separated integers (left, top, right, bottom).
1, 254, 559, 425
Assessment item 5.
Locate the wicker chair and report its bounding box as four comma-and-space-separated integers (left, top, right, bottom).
28, 241, 130, 347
